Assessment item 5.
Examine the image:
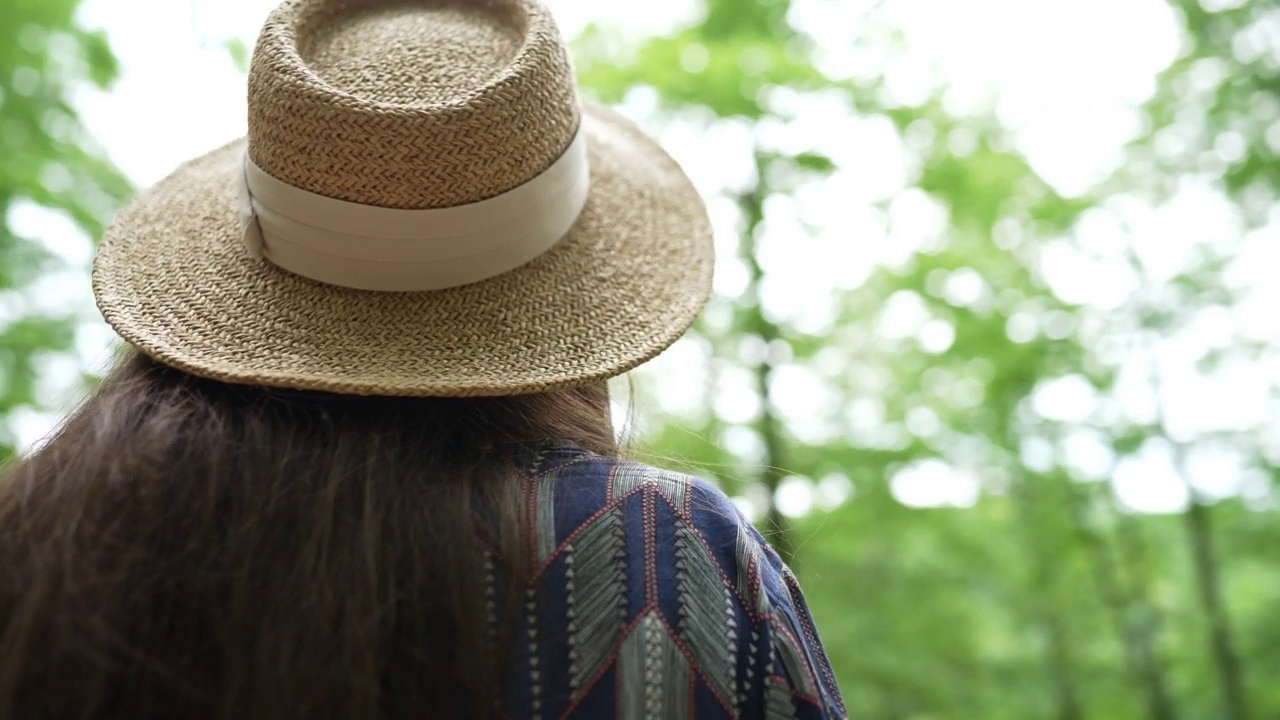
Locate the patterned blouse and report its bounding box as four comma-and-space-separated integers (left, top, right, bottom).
500, 441, 847, 719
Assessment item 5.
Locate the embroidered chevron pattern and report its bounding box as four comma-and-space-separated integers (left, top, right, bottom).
565, 506, 627, 693
765, 676, 798, 720
506, 445, 843, 718
535, 471, 559, 566
674, 520, 737, 707
741, 626, 762, 707
619, 612, 690, 720
735, 523, 771, 617
526, 587, 542, 716
773, 630, 819, 699
612, 462, 689, 510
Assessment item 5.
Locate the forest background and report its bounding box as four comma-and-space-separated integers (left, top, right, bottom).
2, 0, 1278, 717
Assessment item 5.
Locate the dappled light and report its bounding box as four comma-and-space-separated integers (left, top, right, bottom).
4, 0, 1280, 716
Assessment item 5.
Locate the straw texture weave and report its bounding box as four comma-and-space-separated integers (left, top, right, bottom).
250, 0, 580, 208
92, 0, 713, 397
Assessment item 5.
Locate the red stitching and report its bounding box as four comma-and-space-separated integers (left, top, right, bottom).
520, 456, 592, 578
558, 610, 653, 720
788, 686, 827, 709
783, 570, 843, 712
687, 671, 697, 718
763, 674, 825, 709
675, 505, 761, 621
527, 453, 593, 482
746, 552, 764, 621
767, 619, 822, 700
605, 458, 618, 498
528, 483, 649, 583
640, 467, 696, 521
652, 612, 738, 716
521, 472, 538, 577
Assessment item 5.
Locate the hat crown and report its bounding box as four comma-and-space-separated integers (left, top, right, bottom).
246, 0, 580, 210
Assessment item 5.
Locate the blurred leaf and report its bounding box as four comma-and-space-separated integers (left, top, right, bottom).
0, 0, 131, 460
224, 37, 250, 74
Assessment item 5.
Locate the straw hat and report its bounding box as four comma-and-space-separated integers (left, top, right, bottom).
92, 0, 713, 397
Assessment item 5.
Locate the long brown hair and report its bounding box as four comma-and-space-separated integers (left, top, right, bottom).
0, 350, 615, 720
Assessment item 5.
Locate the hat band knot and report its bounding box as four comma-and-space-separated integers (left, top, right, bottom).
237, 128, 590, 292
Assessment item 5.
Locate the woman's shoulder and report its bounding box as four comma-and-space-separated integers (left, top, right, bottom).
517, 440, 798, 605
515, 441, 848, 719
519, 440, 751, 552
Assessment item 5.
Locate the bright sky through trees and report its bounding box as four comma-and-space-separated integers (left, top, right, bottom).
12, 0, 1271, 516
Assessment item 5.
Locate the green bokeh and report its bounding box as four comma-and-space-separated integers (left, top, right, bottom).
3, 0, 1277, 717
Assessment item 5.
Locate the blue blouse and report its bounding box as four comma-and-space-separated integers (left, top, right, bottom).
498, 442, 847, 719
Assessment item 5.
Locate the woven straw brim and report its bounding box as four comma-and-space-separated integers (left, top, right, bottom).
93, 104, 713, 397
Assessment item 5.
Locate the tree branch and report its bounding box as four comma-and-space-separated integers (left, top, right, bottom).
738, 148, 796, 563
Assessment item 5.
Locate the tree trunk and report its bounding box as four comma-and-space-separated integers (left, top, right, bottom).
1044, 613, 1085, 720
737, 149, 795, 563
1006, 456, 1086, 720
1183, 497, 1249, 720
1073, 490, 1179, 720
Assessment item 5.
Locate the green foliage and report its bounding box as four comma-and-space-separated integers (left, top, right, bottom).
0, 0, 131, 460
224, 38, 251, 74
1142, 0, 1280, 201
578, 0, 1280, 717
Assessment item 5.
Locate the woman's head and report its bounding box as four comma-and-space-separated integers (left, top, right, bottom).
93, 0, 712, 399
0, 352, 614, 719
3, 0, 715, 715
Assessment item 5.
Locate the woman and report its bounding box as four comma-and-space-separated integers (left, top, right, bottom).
0, 0, 846, 717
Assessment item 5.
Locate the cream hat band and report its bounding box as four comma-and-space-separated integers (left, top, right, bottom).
238, 127, 591, 292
